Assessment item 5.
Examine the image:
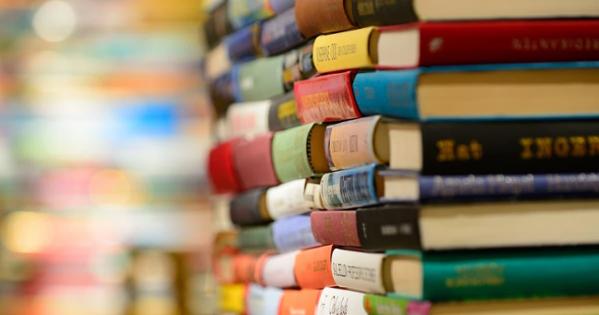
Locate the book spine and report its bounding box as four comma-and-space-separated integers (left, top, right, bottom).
420, 120, 599, 175
262, 251, 300, 288
260, 8, 305, 56
331, 249, 387, 294
364, 294, 431, 315
316, 287, 368, 315
350, 0, 417, 27
273, 215, 320, 253
207, 139, 242, 194
208, 72, 236, 116
237, 55, 285, 102
266, 179, 313, 219
225, 23, 262, 61
238, 225, 276, 251
263, 287, 284, 315
232, 133, 280, 190
269, 0, 295, 14
422, 248, 599, 301
228, 0, 274, 30
419, 173, 599, 201
325, 115, 382, 170
313, 27, 376, 73
219, 284, 247, 313
229, 188, 270, 226
419, 20, 599, 66
352, 70, 421, 120
295, 0, 355, 38
248, 284, 284, 315
310, 211, 362, 248
356, 206, 422, 250
272, 123, 321, 182
204, 1, 234, 49
233, 254, 259, 283
294, 245, 336, 289
279, 289, 322, 315
294, 71, 362, 124
226, 100, 272, 139
282, 41, 317, 92
268, 93, 301, 131
320, 164, 379, 209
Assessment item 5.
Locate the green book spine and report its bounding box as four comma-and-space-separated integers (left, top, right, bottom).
272, 123, 316, 182
238, 55, 284, 101
237, 225, 275, 251
423, 247, 599, 301
364, 294, 431, 315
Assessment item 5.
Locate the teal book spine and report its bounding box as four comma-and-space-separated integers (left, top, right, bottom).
422, 247, 599, 301
236, 55, 285, 102
352, 70, 421, 120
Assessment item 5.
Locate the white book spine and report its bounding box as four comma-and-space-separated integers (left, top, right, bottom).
226, 100, 271, 139
262, 251, 299, 288
331, 249, 386, 294
266, 179, 313, 219
316, 287, 367, 315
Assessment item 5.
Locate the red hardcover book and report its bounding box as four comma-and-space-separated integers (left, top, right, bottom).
311, 211, 361, 247
207, 139, 242, 194
294, 71, 362, 124
232, 133, 280, 191
418, 20, 599, 66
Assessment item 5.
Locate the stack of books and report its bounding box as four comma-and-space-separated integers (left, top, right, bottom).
202, 0, 599, 314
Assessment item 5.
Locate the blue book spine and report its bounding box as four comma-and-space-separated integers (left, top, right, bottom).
228, 0, 273, 30
226, 24, 259, 61
272, 215, 319, 252
260, 8, 304, 56
269, 0, 295, 14
321, 164, 380, 209
353, 70, 421, 120
419, 173, 599, 201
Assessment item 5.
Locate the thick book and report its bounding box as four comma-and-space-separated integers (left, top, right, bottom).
232, 133, 279, 190
268, 93, 301, 132
272, 214, 320, 253
279, 289, 322, 315
428, 296, 599, 315
229, 188, 271, 226
260, 8, 305, 56
261, 251, 299, 288
271, 123, 330, 182
219, 283, 246, 313
353, 63, 599, 121
207, 139, 242, 194
316, 287, 432, 315
313, 21, 599, 73
246, 285, 283, 315
349, 0, 417, 27
312, 201, 599, 250
294, 245, 336, 289
294, 71, 362, 124
331, 248, 387, 294
295, 0, 354, 38
238, 225, 276, 251
233, 253, 260, 283
365, 293, 431, 315
225, 22, 262, 61
234, 55, 285, 102
266, 179, 314, 219
387, 247, 599, 301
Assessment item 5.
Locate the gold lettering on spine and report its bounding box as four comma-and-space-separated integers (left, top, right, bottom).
519, 135, 599, 159
570, 137, 587, 157
520, 138, 534, 160
437, 140, 455, 162
554, 137, 570, 158
437, 139, 483, 162
590, 136, 599, 156
535, 138, 553, 159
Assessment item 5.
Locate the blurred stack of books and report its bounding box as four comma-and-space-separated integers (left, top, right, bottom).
202, 0, 599, 314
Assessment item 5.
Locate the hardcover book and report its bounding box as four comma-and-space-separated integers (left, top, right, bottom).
232, 133, 279, 190
294, 245, 336, 289
272, 214, 320, 253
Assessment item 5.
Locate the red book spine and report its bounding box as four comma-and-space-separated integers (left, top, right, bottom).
207, 139, 242, 194
419, 20, 599, 66
233, 133, 280, 191
294, 71, 362, 124
311, 211, 361, 247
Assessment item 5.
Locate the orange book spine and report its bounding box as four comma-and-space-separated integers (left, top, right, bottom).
279, 289, 322, 315
294, 245, 336, 289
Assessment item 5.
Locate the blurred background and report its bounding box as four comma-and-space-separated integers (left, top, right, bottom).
0, 0, 216, 314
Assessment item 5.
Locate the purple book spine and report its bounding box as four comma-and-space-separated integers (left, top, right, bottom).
260, 8, 304, 56
272, 214, 319, 252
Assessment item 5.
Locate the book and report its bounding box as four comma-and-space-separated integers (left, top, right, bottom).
219, 283, 246, 313
207, 139, 242, 194
232, 133, 279, 190
414, 0, 599, 21
282, 41, 316, 92
228, 0, 274, 30
271, 123, 329, 182
238, 225, 276, 251
365, 293, 431, 315
204, 42, 232, 81
313, 21, 599, 73
246, 284, 283, 315
279, 289, 322, 315
387, 247, 599, 301
294, 70, 362, 124
233, 253, 260, 283
268, 93, 301, 132
261, 251, 300, 288
208, 72, 235, 117
272, 214, 320, 253
266, 179, 314, 219
226, 100, 271, 139
225, 22, 262, 61
294, 245, 336, 289
270, 0, 295, 14
316, 287, 369, 315
260, 8, 305, 56
331, 248, 387, 294
229, 188, 271, 226
427, 296, 599, 315
353, 63, 599, 121
316, 287, 431, 315
349, 0, 417, 27
203, 0, 233, 49
235, 55, 286, 101
295, 0, 354, 38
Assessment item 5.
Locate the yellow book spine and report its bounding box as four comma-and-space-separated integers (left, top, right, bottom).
219, 284, 246, 313
313, 27, 377, 73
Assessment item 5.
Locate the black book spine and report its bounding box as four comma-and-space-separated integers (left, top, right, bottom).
350, 0, 417, 27
356, 206, 422, 250
229, 188, 270, 226
421, 120, 599, 175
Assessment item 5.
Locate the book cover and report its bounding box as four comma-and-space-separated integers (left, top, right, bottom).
236, 55, 285, 102
311, 210, 362, 247
266, 179, 313, 219
295, 0, 355, 38
313, 27, 375, 73
320, 164, 380, 209
225, 22, 262, 61
294, 71, 362, 124
273, 214, 320, 253
260, 8, 305, 56
238, 225, 276, 251
207, 139, 242, 194
232, 133, 279, 190
229, 188, 270, 226
294, 245, 336, 289
331, 249, 387, 294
